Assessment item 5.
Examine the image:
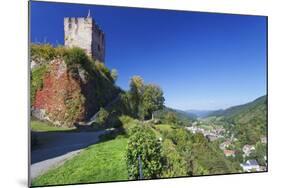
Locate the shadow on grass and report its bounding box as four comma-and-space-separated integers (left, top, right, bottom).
31, 121, 126, 165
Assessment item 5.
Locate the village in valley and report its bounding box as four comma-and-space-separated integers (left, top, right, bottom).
186, 117, 267, 172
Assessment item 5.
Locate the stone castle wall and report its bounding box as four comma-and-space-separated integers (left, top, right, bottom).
64, 17, 105, 62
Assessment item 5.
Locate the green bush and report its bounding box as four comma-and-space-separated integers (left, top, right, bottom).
126, 126, 163, 179
106, 112, 122, 128
95, 107, 109, 126
161, 139, 187, 177
31, 44, 57, 61
110, 69, 118, 82
31, 64, 48, 105
119, 115, 142, 135
95, 61, 112, 80
63, 47, 92, 73
141, 84, 165, 120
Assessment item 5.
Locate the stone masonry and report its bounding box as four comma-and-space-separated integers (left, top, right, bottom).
64, 14, 105, 62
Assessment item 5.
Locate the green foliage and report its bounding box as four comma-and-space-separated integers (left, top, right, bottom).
63, 47, 90, 70
119, 115, 141, 136
165, 112, 178, 125
129, 76, 145, 117
160, 127, 241, 176
95, 107, 109, 126
153, 107, 193, 126
110, 69, 118, 82
31, 44, 60, 62
248, 142, 267, 166
31, 64, 48, 105
126, 126, 163, 179
141, 84, 165, 120
31, 120, 75, 132
106, 112, 123, 128
64, 94, 85, 126
94, 61, 112, 81
32, 138, 129, 186
161, 139, 187, 177
213, 95, 267, 145
106, 92, 134, 117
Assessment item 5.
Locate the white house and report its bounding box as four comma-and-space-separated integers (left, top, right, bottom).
243, 145, 255, 157
220, 140, 232, 150
240, 160, 260, 172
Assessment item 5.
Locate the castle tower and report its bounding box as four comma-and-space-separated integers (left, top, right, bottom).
64, 13, 105, 62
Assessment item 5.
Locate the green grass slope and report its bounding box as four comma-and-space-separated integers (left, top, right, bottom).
32, 138, 128, 186
31, 120, 75, 132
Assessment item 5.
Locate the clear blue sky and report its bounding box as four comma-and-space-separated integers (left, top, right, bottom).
30, 1, 267, 110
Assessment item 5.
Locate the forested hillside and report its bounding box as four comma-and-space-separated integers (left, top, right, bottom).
209, 95, 267, 145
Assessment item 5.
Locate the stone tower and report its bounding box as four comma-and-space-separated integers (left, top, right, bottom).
64, 13, 105, 62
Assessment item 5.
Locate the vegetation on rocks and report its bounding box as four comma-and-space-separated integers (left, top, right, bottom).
31, 44, 120, 127
31, 64, 48, 105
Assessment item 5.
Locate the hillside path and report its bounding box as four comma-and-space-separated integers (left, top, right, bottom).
30, 129, 112, 180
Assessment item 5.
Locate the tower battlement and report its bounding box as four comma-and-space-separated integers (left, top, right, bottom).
64, 16, 105, 62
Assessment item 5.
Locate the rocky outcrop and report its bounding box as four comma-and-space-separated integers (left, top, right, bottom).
31, 46, 120, 127
32, 59, 85, 127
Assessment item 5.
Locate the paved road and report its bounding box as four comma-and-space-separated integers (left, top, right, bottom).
30, 129, 112, 180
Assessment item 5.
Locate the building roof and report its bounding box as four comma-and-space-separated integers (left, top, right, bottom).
224, 150, 235, 155
247, 159, 259, 166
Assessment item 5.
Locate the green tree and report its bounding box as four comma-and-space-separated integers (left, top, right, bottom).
254, 142, 267, 166
141, 84, 165, 120
129, 76, 144, 117
162, 139, 187, 177
110, 69, 118, 83
95, 107, 109, 125
126, 126, 163, 179
165, 112, 178, 125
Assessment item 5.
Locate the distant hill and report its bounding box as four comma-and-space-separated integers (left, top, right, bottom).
208, 95, 267, 124
185, 110, 219, 118
154, 106, 197, 125
207, 95, 267, 145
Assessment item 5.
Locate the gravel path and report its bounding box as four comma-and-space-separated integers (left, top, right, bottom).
30, 129, 112, 180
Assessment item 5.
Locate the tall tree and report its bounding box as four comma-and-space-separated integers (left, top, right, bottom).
129, 76, 144, 117
141, 84, 165, 120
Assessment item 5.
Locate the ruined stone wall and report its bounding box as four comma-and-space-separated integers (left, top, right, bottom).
92, 22, 105, 62
64, 17, 93, 57
64, 17, 105, 62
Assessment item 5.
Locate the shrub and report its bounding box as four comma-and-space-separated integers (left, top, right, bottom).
119, 115, 141, 135
63, 47, 91, 72
126, 126, 163, 179
162, 139, 187, 177
64, 94, 85, 126
31, 44, 57, 62
141, 84, 165, 120
95, 61, 111, 79
95, 107, 109, 126
31, 64, 48, 105
106, 112, 122, 128
110, 69, 118, 82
